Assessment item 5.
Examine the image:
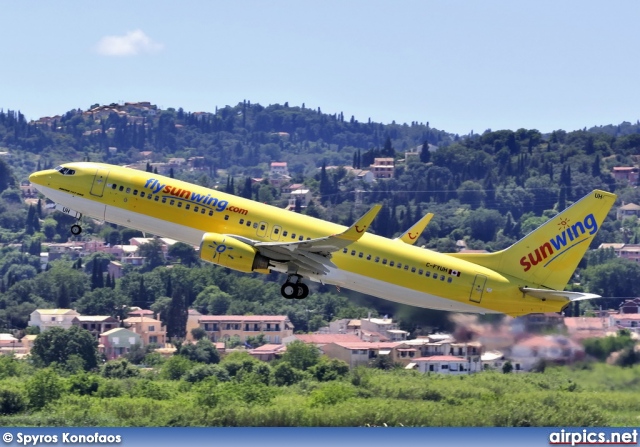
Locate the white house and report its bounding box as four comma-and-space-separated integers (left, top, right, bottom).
28, 309, 80, 332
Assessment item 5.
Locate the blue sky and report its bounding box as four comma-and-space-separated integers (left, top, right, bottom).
1, 1, 638, 135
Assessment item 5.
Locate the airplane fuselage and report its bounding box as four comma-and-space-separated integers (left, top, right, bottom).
30, 163, 581, 316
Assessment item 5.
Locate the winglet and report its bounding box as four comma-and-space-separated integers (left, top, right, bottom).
395, 213, 433, 245
335, 205, 382, 242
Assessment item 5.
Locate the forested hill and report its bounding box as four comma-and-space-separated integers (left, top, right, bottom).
2, 101, 640, 323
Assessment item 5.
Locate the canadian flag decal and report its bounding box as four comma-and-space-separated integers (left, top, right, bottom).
448, 269, 461, 277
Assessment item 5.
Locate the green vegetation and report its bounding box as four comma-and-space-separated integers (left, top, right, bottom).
0, 353, 640, 426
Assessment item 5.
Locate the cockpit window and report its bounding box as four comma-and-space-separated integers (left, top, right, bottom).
54, 166, 75, 175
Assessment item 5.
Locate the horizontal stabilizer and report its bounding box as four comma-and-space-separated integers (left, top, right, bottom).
520, 287, 601, 302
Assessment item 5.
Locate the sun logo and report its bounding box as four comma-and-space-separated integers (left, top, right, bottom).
208, 239, 234, 261
557, 217, 571, 231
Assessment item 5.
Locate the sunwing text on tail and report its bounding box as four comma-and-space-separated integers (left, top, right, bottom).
29, 163, 616, 316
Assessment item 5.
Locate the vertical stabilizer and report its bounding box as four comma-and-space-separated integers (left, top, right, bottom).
449, 190, 616, 290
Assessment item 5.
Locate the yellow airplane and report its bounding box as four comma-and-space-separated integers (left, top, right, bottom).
29, 162, 616, 316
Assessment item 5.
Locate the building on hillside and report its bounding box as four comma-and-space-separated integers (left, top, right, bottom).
322, 341, 409, 368
185, 309, 203, 342
564, 317, 609, 340
72, 316, 119, 340
123, 316, 166, 346
283, 333, 361, 350
359, 317, 409, 341
0, 333, 21, 355
100, 328, 142, 360
619, 298, 640, 314
249, 344, 287, 361
198, 315, 294, 344
412, 355, 482, 374
287, 189, 312, 209
617, 203, 640, 220
509, 335, 585, 370
28, 309, 80, 332
609, 313, 640, 332
319, 318, 361, 335
612, 167, 639, 185
370, 158, 394, 179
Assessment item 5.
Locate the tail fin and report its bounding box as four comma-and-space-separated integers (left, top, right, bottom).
449, 190, 616, 289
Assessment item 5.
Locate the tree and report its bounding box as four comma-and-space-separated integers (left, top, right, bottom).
420, 141, 431, 163
177, 339, 220, 364
281, 340, 319, 370
25, 368, 63, 409
168, 242, 199, 267
31, 326, 99, 371
138, 239, 166, 272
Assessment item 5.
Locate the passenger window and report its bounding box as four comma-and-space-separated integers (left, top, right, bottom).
299, 236, 304, 241
447, 277, 452, 283
375, 257, 380, 263
201, 208, 206, 214
177, 202, 182, 208
411, 267, 416, 273
418, 269, 423, 274
291, 233, 296, 239
358, 252, 363, 258
154, 196, 159, 201
274, 228, 280, 234
261, 224, 266, 230
351, 250, 356, 256
170, 199, 175, 205
343, 248, 348, 253
224, 215, 229, 220
147, 194, 152, 200
397, 263, 402, 268
209, 211, 214, 216
140, 192, 145, 198
382, 259, 387, 265
133, 190, 138, 195
126, 188, 131, 193
247, 221, 251, 227
440, 275, 445, 281
404, 265, 409, 270
162, 197, 167, 203
253, 223, 258, 229
185, 204, 190, 209
283, 231, 288, 236
119, 186, 124, 191
194, 206, 199, 212
240, 219, 244, 224
433, 275, 438, 280
426, 271, 431, 277
390, 261, 395, 267
366, 254, 371, 260
112, 184, 117, 189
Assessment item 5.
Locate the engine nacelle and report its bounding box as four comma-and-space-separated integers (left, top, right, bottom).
199, 232, 270, 273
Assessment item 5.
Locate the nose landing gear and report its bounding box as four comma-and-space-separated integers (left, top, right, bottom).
281, 275, 309, 299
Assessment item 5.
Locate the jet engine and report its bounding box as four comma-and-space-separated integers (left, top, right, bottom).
199, 232, 270, 273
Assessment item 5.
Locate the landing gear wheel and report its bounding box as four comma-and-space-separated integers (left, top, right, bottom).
295, 283, 309, 299
70, 224, 82, 236
281, 282, 297, 299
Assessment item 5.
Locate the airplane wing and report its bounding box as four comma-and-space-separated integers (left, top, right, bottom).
228, 205, 382, 275
520, 287, 601, 302
395, 213, 433, 245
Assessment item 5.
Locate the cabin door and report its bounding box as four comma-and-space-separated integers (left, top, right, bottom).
469, 274, 487, 303
90, 168, 110, 197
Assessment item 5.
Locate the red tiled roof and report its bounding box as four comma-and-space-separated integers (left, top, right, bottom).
198, 315, 288, 322
293, 334, 361, 344
250, 344, 286, 353
331, 342, 403, 350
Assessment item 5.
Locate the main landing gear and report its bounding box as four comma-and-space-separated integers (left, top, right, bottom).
281, 275, 309, 299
